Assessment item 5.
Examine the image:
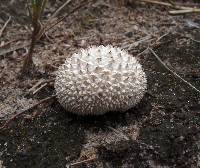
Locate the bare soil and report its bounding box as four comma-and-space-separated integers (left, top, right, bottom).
0, 0, 200, 167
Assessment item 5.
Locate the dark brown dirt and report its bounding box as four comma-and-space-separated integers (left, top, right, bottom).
0, 0, 200, 168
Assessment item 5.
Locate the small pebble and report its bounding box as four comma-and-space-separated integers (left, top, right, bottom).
125, 31, 133, 38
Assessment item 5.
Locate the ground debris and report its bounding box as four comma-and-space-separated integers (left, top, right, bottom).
0, 0, 200, 167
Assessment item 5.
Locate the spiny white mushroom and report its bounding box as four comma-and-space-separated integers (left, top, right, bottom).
55, 45, 147, 115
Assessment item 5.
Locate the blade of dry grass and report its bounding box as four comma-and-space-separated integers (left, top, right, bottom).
0, 95, 56, 130
36, 0, 92, 40
70, 157, 97, 167
138, 0, 200, 14
149, 48, 200, 94
169, 8, 200, 14
0, 16, 11, 37
50, 0, 72, 19
39, 0, 47, 19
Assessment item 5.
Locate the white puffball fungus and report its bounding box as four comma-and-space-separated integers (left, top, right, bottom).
55, 45, 147, 115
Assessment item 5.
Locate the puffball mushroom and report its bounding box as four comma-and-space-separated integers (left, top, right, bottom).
55, 45, 147, 115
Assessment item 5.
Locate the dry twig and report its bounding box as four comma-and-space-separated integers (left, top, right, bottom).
70, 157, 97, 167
33, 83, 48, 95
29, 79, 45, 92
0, 38, 27, 48
0, 16, 11, 37
136, 31, 170, 57
29, 79, 55, 94
138, 0, 200, 14
0, 42, 30, 57
139, 0, 173, 7
107, 126, 130, 140
188, 37, 200, 43
0, 95, 56, 130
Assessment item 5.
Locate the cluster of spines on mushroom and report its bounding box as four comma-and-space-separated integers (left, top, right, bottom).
55, 45, 147, 115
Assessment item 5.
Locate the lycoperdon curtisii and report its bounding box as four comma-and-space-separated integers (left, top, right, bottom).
55, 45, 147, 115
